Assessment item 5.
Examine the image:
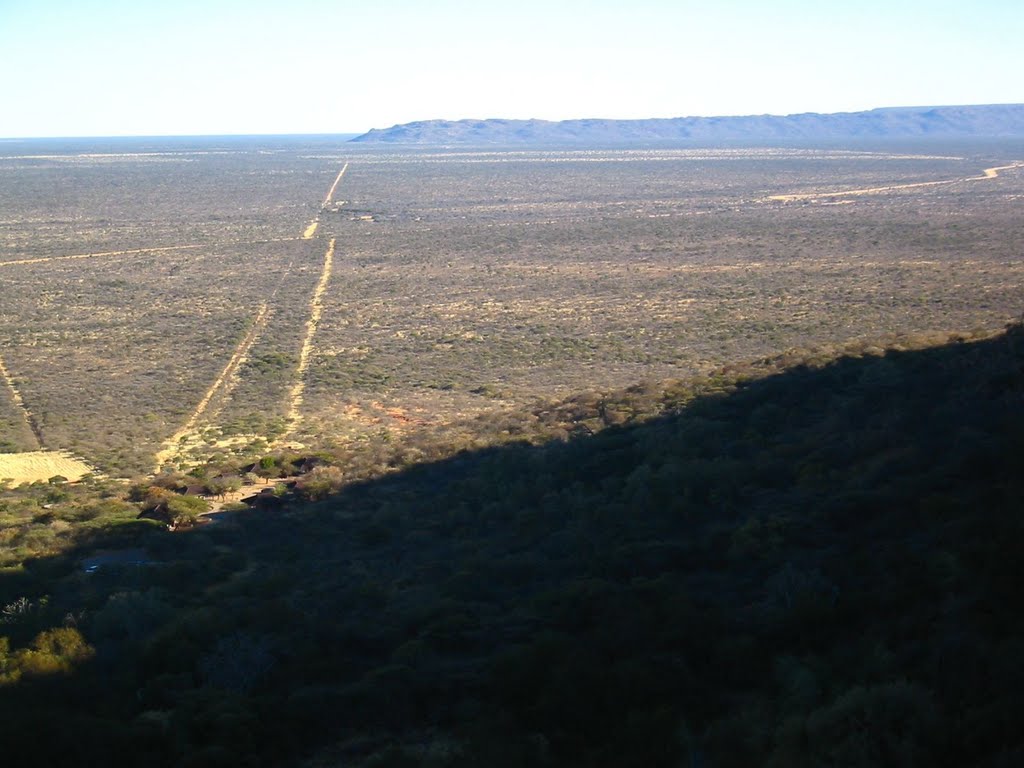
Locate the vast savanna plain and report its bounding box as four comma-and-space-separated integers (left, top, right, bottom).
0, 137, 1022, 479
2, 134, 1024, 766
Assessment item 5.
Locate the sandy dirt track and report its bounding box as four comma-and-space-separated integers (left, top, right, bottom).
0, 243, 207, 268
0, 351, 43, 449
283, 238, 335, 432
0, 237, 306, 270
976, 163, 1023, 179
768, 161, 1024, 202
322, 163, 349, 208
154, 303, 270, 469
301, 163, 349, 240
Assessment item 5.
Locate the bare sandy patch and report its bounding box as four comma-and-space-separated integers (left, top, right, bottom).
0, 451, 95, 485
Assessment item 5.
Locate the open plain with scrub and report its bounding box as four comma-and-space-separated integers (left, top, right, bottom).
1, 138, 1023, 477
0, 134, 1023, 766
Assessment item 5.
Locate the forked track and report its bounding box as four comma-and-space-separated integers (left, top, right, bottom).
0, 157, 353, 471
0, 352, 43, 449
154, 162, 348, 462
768, 161, 1024, 202
154, 303, 270, 470
283, 238, 335, 433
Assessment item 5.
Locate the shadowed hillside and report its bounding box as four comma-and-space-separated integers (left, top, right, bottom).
0, 324, 1022, 767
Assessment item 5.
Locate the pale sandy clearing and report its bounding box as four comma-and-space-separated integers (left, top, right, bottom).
768, 161, 1024, 202
154, 303, 270, 470
0, 451, 95, 485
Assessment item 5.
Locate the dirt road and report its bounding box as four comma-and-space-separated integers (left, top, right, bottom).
768, 161, 1024, 202
0, 243, 207, 269
283, 238, 335, 432
154, 303, 270, 470
301, 163, 349, 240
0, 237, 304, 270
976, 162, 1023, 180
322, 163, 349, 208
0, 351, 43, 449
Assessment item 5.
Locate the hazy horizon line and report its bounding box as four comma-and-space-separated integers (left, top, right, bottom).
3, 102, 1022, 142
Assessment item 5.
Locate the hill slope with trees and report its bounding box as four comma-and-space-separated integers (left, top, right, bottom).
0, 324, 1022, 766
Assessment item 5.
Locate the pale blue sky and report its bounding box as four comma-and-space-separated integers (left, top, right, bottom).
0, 0, 1020, 137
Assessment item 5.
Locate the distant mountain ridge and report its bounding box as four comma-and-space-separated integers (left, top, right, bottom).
351, 104, 1024, 144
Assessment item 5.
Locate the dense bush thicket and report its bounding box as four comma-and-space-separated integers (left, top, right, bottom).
0, 325, 1022, 766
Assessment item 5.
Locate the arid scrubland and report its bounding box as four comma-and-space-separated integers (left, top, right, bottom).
1, 140, 1022, 474
304, 146, 1024, 446
1, 137, 1024, 768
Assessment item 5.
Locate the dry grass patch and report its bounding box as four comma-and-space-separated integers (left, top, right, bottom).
0, 451, 95, 485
